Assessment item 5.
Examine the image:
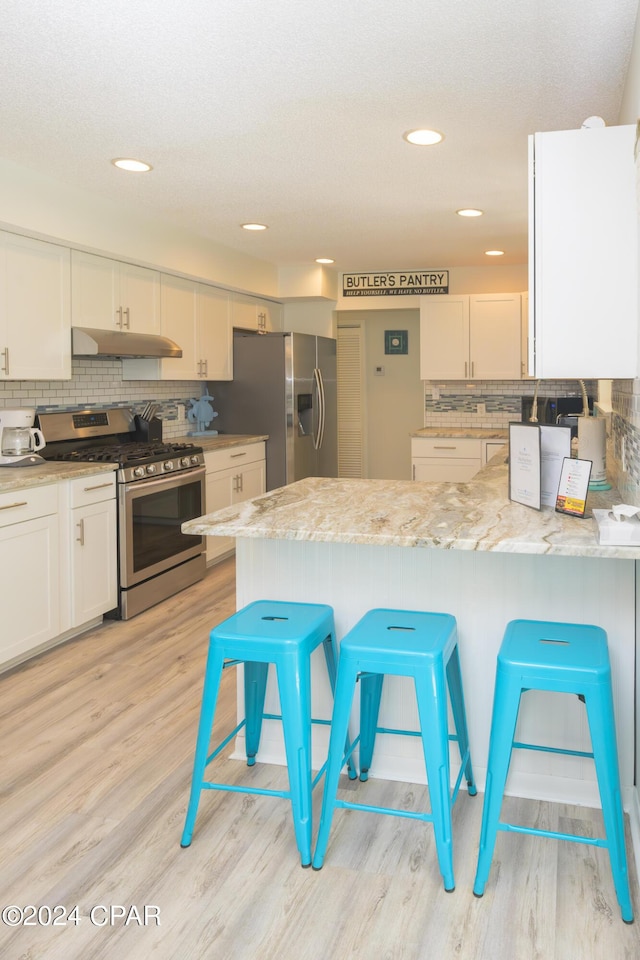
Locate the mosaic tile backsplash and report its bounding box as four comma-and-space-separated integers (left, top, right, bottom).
610, 379, 640, 506
0, 358, 214, 440
423, 379, 598, 429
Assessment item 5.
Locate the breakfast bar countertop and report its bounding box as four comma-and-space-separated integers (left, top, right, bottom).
183, 457, 635, 560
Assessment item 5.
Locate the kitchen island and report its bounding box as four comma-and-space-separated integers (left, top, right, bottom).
183, 457, 640, 870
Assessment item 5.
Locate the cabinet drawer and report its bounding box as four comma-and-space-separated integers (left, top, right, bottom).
0, 484, 58, 528
204, 442, 265, 474
68, 472, 116, 508
413, 458, 480, 483
411, 437, 482, 459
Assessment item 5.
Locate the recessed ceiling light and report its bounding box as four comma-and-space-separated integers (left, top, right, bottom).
485, 250, 505, 256
241, 222, 268, 231
315, 258, 335, 264
456, 208, 483, 217
403, 129, 444, 146
112, 158, 152, 172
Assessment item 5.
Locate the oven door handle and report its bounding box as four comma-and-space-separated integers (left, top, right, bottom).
122, 465, 206, 497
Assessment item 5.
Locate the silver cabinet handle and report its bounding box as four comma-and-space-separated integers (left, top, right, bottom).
1, 347, 8, 375
239, 473, 243, 493
434, 445, 456, 450
76, 518, 85, 546
0, 500, 27, 511
116, 307, 123, 328
230, 452, 247, 458
464, 361, 468, 377
123, 307, 130, 329
412, 464, 416, 480
202, 358, 208, 377
471, 361, 475, 377
83, 482, 114, 492
197, 360, 202, 376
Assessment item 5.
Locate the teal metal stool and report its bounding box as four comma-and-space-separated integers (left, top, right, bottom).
473, 619, 633, 923
312, 608, 477, 891
180, 599, 356, 867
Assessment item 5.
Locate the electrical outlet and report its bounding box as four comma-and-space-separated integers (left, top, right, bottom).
374, 365, 385, 376
476, 402, 486, 415
177, 403, 185, 421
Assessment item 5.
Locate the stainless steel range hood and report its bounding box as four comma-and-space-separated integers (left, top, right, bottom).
72, 327, 183, 359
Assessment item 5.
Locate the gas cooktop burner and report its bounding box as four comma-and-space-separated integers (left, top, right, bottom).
56, 440, 200, 466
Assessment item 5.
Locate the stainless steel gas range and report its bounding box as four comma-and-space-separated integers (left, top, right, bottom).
38, 407, 206, 620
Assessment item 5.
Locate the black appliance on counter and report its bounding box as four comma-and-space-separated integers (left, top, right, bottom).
521, 394, 594, 437
37, 407, 206, 620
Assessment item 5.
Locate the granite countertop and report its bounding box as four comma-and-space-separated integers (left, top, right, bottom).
183, 457, 637, 560
411, 427, 509, 439
173, 433, 268, 452
0, 461, 116, 494
0, 434, 266, 494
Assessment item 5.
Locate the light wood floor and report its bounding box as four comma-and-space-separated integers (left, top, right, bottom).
1, 557, 639, 960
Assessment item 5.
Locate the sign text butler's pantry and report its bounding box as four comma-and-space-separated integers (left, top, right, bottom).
342, 270, 449, 297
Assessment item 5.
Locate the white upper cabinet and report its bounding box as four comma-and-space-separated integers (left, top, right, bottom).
231, 295, 282, 333
0, 231, 71, 380
122, 274, 232, 381
528, 124, 637, 379
198, 283, 233, 380
71, 250, 160, 334
420, 293, 521, 380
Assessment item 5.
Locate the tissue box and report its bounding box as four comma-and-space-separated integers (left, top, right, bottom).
592, 509, 640, 545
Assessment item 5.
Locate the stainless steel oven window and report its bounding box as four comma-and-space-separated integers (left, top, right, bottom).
119, 468, 205, 588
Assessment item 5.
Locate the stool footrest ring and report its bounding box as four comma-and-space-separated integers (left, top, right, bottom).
335, 798, 434, 823
512, 739, 594, 760
498, 822, 609, 848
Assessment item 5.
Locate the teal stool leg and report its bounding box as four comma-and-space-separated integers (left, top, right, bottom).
312, 660, 359, 869
181, 645, 226, 848
415, 667, 455, 890
321, 633, 357, 780
244, 661, 269, 765
473, 666, 523, 896
585, 684, 634, 923
358, 672, 384, 782
446, 644, 477, 794
277, 652, 314, 866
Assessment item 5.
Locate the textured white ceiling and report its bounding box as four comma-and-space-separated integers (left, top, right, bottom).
1, 0, 637, 272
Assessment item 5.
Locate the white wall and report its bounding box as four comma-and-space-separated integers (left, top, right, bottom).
0, 158, 279, 298
335, 264, 528, 311
282, 301, 336, 337
619, 4, 640, 124
338, 309, 423, 480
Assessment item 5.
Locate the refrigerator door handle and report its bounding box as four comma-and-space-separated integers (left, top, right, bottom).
313, 366, 326, 450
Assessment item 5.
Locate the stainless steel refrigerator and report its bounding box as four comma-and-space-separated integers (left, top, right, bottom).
209, 331, 338, 490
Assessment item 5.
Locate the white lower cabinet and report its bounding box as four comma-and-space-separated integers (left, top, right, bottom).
66, 474, 117, 627
411, 437, 508, 481
0, 472, 117, 671
204, 443, 266, 564
0, 485, 60, 666
483, 441, 507, 465
411, 437, 482, 482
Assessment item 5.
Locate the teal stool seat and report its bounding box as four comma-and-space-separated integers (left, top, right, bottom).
312, 608, 477, 891
473, 619, 633, 923
180, 599, 356, 867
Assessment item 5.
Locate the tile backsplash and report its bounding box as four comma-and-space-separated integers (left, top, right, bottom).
423, 379, 598, 429
0, 358, 216, 440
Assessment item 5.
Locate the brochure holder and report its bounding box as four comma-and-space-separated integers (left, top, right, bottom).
508, 422, 574, 511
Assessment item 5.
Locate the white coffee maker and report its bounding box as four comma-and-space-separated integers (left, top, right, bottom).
0, 408, 46, 466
